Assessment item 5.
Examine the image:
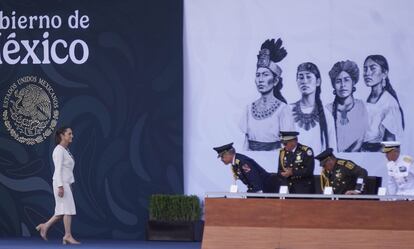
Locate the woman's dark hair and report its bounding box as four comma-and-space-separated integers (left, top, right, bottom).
328, 60, 359, 148
297, 62, 329, 148
258, 38, 288, 104
328, 60, 359, 86
364, 55, 405, 129
272, 73, 287, 104
55, 126, 70, 145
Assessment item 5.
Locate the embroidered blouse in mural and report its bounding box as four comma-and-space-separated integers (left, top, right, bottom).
364, 91, 403, 143
240, 99, 295, 151
290, 101, 337, 155
326, 99, 368, 152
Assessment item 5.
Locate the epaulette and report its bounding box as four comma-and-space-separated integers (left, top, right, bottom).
403, 156, 413, 164
337, 160, 346, 166
300, 145, 313, 156
345, 161, 355, 170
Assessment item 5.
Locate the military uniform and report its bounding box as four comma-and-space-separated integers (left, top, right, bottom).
386, 155, 414, 195
278, 143, 315, 193
320, 158, 368, 194
232, 153, 273, 193
213, 143, 277, 193
381, 141, 414, 196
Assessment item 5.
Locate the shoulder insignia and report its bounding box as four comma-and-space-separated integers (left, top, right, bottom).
242, 164, 251, 173
235, 159, 240, 165
337, 160, 346, 166
403, 156, 413, 164
345, 161, 355, 170
306, 148, 313, 156
300, 145, 309, 151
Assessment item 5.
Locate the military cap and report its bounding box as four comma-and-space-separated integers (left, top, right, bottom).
213, 143, 234, 157
315, 148, 334, 166
381, 141, 400, 153
279, 131, 299, 142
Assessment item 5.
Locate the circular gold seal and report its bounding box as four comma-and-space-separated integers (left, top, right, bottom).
2, 76, 59, 145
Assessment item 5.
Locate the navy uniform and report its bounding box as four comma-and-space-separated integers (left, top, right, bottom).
214, 143, 276, 193
382, 141, 414, 195
278, 131, 315, 194
315, 148, 368, 194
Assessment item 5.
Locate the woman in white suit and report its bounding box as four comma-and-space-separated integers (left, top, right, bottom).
36, 127, 80, 244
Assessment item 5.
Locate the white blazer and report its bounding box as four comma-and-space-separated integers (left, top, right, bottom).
52, 144, 75, 187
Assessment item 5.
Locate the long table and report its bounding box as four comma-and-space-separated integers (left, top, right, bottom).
202, 193, 414, 249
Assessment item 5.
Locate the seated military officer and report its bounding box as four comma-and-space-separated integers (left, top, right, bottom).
277, 131, 315, 194
213, 143, 278, 193
381, 141, 414, 195
315, 148, 368, 195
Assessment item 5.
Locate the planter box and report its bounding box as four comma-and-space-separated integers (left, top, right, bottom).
146, 220, 204, 241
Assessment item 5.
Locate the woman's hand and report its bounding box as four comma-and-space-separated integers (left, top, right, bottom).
58, 186, 64, 198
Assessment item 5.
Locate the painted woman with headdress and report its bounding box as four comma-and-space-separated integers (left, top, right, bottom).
240, 38, 294, 151
361, 55, 404, 152
326, 60, 369, 152
290, 62, 336, 154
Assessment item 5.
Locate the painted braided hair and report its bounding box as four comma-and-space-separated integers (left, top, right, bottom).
364, 55, 405, 129
297, 62, 329, 149
328, 60, 359, 150
258, 38, 288, 103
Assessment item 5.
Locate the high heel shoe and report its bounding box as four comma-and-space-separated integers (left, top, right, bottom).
62, 236, 81, 245
35, 224, 48, 241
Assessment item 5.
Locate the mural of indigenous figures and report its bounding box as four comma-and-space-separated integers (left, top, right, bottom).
290, 62, 336, 154
361, 55, 405, 152
326, 60, 369, 152
240, 38, 294, 151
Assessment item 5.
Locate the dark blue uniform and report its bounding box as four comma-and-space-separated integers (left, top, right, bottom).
232, 153, 272, 193
278, 143, 315, 193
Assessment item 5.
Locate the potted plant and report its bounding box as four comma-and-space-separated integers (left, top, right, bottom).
146, 194, 204, 241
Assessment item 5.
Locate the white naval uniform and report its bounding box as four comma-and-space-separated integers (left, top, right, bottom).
387, 155, 414, 195
52, 144, 76, 215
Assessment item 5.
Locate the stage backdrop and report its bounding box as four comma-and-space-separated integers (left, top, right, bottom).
184, 0, 414, 195
0, 0, 183, 239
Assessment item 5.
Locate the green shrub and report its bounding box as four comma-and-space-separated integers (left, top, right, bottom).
149, 195, 201, 222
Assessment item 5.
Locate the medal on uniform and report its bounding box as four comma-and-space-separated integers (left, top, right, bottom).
399, 166, 407, 172
295, 154, 303, 163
